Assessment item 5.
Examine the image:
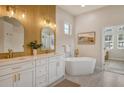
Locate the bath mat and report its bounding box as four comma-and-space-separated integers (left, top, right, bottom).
54, 79, 80, 87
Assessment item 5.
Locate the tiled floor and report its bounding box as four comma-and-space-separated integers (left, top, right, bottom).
65, 71, 124, 87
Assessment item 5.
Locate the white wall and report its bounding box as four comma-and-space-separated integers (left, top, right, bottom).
56, 6, 75, 56
75, 6, 124, 68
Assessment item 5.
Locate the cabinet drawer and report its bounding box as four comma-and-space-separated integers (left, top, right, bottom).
59, 56, 65, 60
36, 75, 48, 87
49, 57, 58, 62
36, 59, 48, 66
12, 62, 34, 72
0, 67, 13, 76
36, 65, 48, 77
0, 61, 34, 76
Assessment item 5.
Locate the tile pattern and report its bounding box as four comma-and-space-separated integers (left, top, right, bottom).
65, 71, 124, 87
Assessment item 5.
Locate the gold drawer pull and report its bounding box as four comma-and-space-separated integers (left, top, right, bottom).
13, 74, 16, 82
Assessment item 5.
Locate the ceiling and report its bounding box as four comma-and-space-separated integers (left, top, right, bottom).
58, 5, 107, 16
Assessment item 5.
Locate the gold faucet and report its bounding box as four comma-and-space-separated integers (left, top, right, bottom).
8, 49, 14, 58
45, 50, 49, 53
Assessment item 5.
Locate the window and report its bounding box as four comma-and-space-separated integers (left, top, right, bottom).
104, 35, 113, 49
117, 25, 124, 49
117, 34, 124, 49
105, 28, 113, 32
64, 23, 72, 35
104, 25, 124, 50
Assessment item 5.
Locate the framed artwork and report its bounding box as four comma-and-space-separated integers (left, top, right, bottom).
78, 32, 95, 45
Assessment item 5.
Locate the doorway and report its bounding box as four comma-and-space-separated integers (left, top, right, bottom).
102, 25, 124, 74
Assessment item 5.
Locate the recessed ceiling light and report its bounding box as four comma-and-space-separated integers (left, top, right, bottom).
81, 5, 85, 7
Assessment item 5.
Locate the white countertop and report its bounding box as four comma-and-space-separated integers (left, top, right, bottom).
0, 52, 65, 66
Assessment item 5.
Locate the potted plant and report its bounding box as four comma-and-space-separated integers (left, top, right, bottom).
28, 40, 42, 56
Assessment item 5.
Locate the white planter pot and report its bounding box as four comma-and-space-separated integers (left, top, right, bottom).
33, 49, 37, 56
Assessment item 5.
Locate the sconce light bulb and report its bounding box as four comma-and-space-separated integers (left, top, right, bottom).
54, 24, 56, 28
9, 10, 14, 17
43, 20, 47, 25
11, 10, 14, 15
22, 13, 25, 18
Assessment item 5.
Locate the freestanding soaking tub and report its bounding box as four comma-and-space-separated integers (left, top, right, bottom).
65, 57, 96, 75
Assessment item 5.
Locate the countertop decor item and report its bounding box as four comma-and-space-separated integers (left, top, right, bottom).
28, 40, 42, 49
74, 48, 79, 57
28, 40, 42, 55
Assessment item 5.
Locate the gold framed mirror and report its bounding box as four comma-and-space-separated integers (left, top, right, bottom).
0, 16, 24, 53
40, 26, 56, 53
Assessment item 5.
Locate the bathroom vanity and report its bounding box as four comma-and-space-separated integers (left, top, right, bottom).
0, 11, 63, 87
0, 53, 65, 87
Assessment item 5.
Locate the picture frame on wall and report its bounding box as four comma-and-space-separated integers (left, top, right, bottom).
78, 32, 96, 45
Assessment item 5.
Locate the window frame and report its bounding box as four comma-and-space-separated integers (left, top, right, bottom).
104, 34, 114, 50
117, 33, 124, 49
104, 27, 114, 50
64, 23, 72, 35
117, 25, 124, 49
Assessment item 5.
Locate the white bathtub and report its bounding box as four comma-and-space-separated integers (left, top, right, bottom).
65, 57, 96, 75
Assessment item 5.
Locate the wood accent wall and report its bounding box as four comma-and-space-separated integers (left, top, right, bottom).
0, 5, 56, 59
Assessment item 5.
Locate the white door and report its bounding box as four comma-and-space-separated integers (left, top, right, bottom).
49, 61, 57, 84
16, 68, 35, 87
0, 74, 14, 87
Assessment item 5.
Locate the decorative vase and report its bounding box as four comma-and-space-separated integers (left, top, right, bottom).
74, 48, 79, 57
33, 49, 37, 56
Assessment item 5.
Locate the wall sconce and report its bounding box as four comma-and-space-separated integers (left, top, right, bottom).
43, 20, 56, 30
42, 17, 56, 30
6, 5, 26, 19
6, 6, 16, 17
42, 6, 56, 30
21, 9, 26, 18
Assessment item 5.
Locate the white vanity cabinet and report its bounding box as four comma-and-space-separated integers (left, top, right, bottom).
35, 57, 49, 87
0, 53, 65, 87
0, 69, 35, 87
14, 68, 35, 87
49, 60, 57, 84
48, 55, 65, 84
0, 74, 14, 87
0, 59, 35, 87
56, 56, 65, 79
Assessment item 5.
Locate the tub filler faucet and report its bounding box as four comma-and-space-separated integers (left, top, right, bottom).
8, 49, 14, 58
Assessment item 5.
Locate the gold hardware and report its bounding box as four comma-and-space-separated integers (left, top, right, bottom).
8, 49, 14, 58
13, 74, 16, 82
